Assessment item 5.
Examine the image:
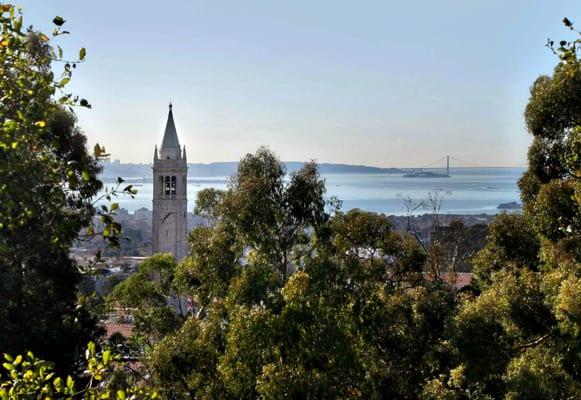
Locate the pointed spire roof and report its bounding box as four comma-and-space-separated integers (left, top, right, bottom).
161, 103, 180, 149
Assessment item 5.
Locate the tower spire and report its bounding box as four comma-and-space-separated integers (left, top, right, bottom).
159, 103, 181, 159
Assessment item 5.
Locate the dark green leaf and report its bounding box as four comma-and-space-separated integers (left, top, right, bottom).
52, 16, 65, 26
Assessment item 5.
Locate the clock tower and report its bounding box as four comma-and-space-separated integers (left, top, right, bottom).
152, 103, 188, 261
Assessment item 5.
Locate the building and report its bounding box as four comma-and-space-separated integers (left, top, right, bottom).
152, 103, 188, 261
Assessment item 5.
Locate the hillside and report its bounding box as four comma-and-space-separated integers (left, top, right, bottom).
99, 161, 403, 179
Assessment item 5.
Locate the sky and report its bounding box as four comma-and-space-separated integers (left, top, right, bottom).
15, 0, 580, 167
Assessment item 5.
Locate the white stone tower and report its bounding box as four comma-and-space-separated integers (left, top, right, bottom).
152, 103, 188, 261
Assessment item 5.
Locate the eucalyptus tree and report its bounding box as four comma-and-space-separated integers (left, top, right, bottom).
141, 149, 456, 399
422, 19, 581, 400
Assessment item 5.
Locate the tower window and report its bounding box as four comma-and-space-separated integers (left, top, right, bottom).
164, 176, 171, 195
171, 176, 177, 196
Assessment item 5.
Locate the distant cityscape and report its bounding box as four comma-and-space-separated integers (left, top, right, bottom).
72, 204, 495, 297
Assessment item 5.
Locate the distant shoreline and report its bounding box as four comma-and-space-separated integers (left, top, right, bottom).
99, 161, 524, 180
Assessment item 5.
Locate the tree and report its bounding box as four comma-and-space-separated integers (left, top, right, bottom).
0, 343, 158, 399
0, 6, 130, 373
220, 147, 327, 281
193, 187, 225, 226
140, 149, 460, 399
425, 18, 581, 399
472, 213, 539, 288
108, 254, 183, 346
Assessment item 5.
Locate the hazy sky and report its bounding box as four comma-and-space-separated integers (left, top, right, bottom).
17, 1, 579, 167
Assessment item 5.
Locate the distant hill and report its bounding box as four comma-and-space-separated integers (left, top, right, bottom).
99, 161, 403, 179
314, 163, 402, 174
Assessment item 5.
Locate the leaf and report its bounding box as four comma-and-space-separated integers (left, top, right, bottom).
82, 170, 90, 182
2, 354, 12, 362
35, 121, 46, 128
13, 355, 22, 366
14, 16, 22, 31
563, 17, 572, 27
79, 47, 86, 61
102, 350, 111, 364
2, 362, 13, 371
52, 16, 65, 26
111, 203, 119, 211
117, 390, 126, 400
59, 77, 70, 88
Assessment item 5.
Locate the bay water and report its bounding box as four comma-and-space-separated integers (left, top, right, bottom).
100, 167, 524, 216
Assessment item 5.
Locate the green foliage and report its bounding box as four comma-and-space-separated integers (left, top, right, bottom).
193, 188, 225, 224
521, 20, 581, 200
176, 224, 241, 309
139, 149, 459, 399
0, 5, 101, 372
108, 254, 183, 343
472, 213, 539, 288
0, 344, 158, 399
219, 148, 328, 281
431, 221, 488, 273
444, 18, 581, 399
504, 345, 578, 400
0, 5, 135, 372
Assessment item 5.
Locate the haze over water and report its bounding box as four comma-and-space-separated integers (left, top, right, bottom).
103, 167, 523, 216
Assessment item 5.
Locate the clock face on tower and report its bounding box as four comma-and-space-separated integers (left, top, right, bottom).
161, 211, 174, 223
158, 210, 177, 253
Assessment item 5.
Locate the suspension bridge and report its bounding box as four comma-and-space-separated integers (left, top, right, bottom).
403, 155, 491, 178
